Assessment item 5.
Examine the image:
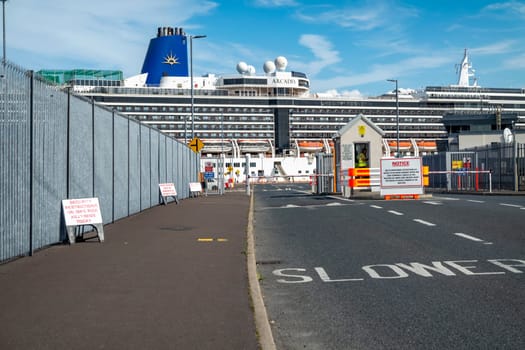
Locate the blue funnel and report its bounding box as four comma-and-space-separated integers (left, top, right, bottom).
141, 27, 189, 85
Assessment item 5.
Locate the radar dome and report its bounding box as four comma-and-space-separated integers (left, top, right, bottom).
236, 61, 248, 74
263, 60, 276, 74
274, 56, 288, 71
247, 65, 256, 75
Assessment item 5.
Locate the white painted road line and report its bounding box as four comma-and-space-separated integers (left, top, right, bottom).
437, 197, 460, 201
453, 232, 493, 245
388, 210, 404, 216
370, 205, 383, 209
413, 219, 436, 226
284, 204, 300, 208
467, 199, 485, 203
453, 232, 484, 242
500, 203, 525, 209
423, 201, 442, 205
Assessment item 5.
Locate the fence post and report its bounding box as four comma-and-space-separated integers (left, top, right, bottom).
29, 70, 34, 256
514, 141, 518, 192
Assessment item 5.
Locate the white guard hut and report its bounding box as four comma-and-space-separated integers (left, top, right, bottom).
333, 114, 385, 196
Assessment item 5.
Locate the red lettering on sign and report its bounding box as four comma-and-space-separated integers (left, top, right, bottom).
392, 161, 410, 167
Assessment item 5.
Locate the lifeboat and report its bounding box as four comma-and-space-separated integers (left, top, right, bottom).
201, 139, 233, 153
298, 141, 324, 152
416, 140, 437, 151
237, 139, 271, 153
388, 140, 411, 150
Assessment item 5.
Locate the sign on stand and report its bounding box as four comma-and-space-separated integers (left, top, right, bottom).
62, 198, 104, 244
189, 182, 203, 197
380, 157, 423, 197
159, 183, 179, 205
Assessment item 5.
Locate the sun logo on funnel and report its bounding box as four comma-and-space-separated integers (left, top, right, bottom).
163, 52, 180, 65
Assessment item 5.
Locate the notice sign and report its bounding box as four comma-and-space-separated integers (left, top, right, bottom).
62, 198, 103, 226
159, 183, 179, 205
380, 157, 423, 195
189, 182, 203, 193
159, 183, 177, 197
62, 198, 104, 243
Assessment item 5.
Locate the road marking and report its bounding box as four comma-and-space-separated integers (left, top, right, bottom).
388, 210, 404, 216
198, 238, 228, 242
273, 259, 525, 283
413, 219, 436, 226
453, 232, 492, 245
327, 195, 354, 202
453, 232, 483, 242
437, 197, 460, 201
423, 201, 442, 205
467, 199, 485, 203
370, 205, 383, 209
260, 203, 354, 210
500, 203, 524, 209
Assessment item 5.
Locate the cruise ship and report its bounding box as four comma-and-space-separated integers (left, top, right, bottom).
38, 26, 525, 178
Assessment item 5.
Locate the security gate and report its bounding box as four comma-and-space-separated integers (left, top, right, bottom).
203, 156, 225, 195
423, 143, 525, 192
518, 144, 525, 191
314, 153, 334, 194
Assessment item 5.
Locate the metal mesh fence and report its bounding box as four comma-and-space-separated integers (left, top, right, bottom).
423, 143, 524, 192
1, 61, 198, 262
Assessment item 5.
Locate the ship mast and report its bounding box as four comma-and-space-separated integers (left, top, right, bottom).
455, 49, 477, 87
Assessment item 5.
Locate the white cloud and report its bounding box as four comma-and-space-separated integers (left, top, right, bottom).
254, 0, 298, 7
316, 89, 365, 98
312, 54, 453, 93
7, 0, 218, 75
503, 52, 525, 69
469, 41, 516, 55
295, 3, 418, 31
295, 34, 341, 76
483, 1, 525, 16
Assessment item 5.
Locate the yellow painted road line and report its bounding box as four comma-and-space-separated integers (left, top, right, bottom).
197, 238, 229, 242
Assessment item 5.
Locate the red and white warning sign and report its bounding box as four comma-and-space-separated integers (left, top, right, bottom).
62, 198, 103, 226
380, 157, 423, 196
159, 183, 178, 197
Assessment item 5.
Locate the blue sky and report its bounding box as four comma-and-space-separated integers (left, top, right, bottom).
7, 0, 525, 96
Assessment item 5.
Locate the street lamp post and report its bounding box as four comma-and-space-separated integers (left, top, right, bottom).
1, 0, 7, 63
387, 79, 400, 157
190, 34, 206, 141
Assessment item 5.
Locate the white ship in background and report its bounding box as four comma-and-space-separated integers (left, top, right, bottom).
38, 27, 525, 183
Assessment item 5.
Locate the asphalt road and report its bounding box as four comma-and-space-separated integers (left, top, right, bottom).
253, 183, 525, 350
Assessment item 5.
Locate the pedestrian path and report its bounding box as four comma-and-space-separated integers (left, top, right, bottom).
0, 192, 259, 350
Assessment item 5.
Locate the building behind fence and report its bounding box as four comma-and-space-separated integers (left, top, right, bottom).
1, 61, 198, 263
